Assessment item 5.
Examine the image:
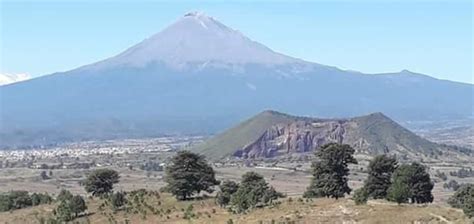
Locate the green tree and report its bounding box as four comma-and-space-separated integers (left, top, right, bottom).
31, 193, 41, 206
216, 180, 239, 207
229, 172, 282, 213
70, 195, 87, 217
364, 155, 398, 199
31, 193, 52, 206
353, 187, 369, 205
54, 194, 87, 222
448, 184, 474, 218
55, 200, 74, 222
57, 189, 73, 202
84, 169, 120, 197
304, 143, 358, 199
387, 178, 410, 204
164, 151, 219, 200
0, 194, 12, 211
389, 163, 433, 204
9, 191, 33, 209
0, 191, 52, 212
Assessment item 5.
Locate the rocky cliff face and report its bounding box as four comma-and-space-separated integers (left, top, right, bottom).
234, 119, 351, 158
231, 113, 450, 159
235, 120, 350, 158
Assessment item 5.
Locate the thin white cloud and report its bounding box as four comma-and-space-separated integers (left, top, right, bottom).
0, 73, 31, 86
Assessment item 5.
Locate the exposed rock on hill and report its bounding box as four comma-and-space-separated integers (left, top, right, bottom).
193, 111, 471, 160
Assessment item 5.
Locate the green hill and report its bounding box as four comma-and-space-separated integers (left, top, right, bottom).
192, 110, 471, 161
191, 110, 298, 160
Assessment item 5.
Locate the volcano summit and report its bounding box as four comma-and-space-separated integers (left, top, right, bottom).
1, 12, 472, 147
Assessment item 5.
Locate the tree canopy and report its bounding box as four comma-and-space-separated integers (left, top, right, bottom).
364, 155, 398, 199
54, 190, 87, 222
304, 143, 358, 199
84, 169, 120, 197
387, 178, 410, 204
229, 172, 282, 213
448, 183, 474, 218
388, 162, 433, 204
164, 151, 219, 200
216, 180, 239, 207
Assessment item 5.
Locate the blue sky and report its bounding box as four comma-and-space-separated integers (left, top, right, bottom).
1, 0, 472, 83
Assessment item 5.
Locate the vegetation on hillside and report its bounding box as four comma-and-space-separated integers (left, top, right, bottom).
448, 184, 474, 218
1, 190, 471, 224
227, 172, 283, 213
0, 191, 52, 212
193, 110, 296, 159
53, 192, 87, 222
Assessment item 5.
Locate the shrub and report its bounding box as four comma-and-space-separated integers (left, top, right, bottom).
0, 191, 53, 212
183, 204, 195, 219
109, 191, 127, 210
443, 180, 460, 191
353, 187, 369, 205
434, 170, 447, 181
57, 189, 73, 202
31, 193, 53, 206
40, 171, 50, 180
9, 191, 33, 210
229, 172, 283, 213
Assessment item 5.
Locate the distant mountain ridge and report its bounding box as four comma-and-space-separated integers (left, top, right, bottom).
1, 12, 472, 148
193, 110, 470, 160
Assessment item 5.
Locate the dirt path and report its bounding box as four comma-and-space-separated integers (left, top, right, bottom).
429, 213, 452, 224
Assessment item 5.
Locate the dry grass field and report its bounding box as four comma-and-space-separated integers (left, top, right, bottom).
0, 152, 473, 223
1, 161, 472, 203
0, 192, 471, 224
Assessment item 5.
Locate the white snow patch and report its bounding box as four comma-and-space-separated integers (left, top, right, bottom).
0, 73, 31, 86
197, 19, 208, 29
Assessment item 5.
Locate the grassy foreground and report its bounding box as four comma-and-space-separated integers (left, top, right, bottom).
0, 192, 470, 224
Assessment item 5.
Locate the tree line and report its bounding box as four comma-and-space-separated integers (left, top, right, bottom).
79, 144, 474, 218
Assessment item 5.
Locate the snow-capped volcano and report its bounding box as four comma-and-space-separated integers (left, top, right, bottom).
0, 73, 30, 86
92, 12, 305, 70
1, 12, 472, 148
